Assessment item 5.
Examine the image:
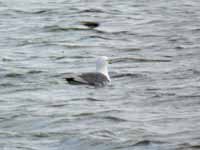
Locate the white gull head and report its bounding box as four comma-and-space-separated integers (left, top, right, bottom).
96, 56, 110, 82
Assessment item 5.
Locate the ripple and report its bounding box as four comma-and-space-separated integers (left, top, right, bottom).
191, 28, 200, 33
79, 9, 105, 13
2, 57, 13, 62
101, 116, 128, 123
110, 57, 171, 63
0, 82, 17, 88
117, 47, 142, 52
175, 46, 185, 50
177, 143, 200, 150
44, 25, 89, 32
111, 73, 142, 79
0, 131, 22, 138
178, 95, 200, 99
86, 98, 104, 101
27, 70, 44, 75
73, 112, 95, 117
89, 129, 116, 139
49, 55, 66, 60
82, 35, 112, 40
133, 140, 152, 146
4, 70, 44, 79
30, 131, 72, 139
5, 72, 25, 78
49, 103, 67, 108
12, 9, 53, 15
115, 140, 166, 149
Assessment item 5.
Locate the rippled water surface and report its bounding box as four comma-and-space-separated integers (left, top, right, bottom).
1, 0, 200, 149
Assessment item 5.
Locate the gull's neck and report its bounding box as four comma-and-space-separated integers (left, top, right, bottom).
96, 64, 110, 81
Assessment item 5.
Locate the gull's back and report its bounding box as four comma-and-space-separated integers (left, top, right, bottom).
65, 72, 110, 86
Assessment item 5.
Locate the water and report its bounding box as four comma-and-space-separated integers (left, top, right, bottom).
1, 0, 200, 149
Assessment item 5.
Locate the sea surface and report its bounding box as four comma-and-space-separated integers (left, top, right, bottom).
0, 0, 200, 150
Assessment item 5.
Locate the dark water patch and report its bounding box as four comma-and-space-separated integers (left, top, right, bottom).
5, 72, 25, 78
190, 144, 200, 149
81, 21, 100, 29
175, 46, 185, 50
2, 57, 13, 62
44, 25, 89, 32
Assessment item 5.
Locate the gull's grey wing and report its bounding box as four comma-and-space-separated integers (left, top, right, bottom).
65, 72, 109, 86
79, 72, 109, 86
64, 73, 88, 84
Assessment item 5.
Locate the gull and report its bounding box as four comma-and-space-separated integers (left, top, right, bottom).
65, 56, 110, 86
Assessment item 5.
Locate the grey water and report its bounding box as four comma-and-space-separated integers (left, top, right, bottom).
0, 0, 200, 149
